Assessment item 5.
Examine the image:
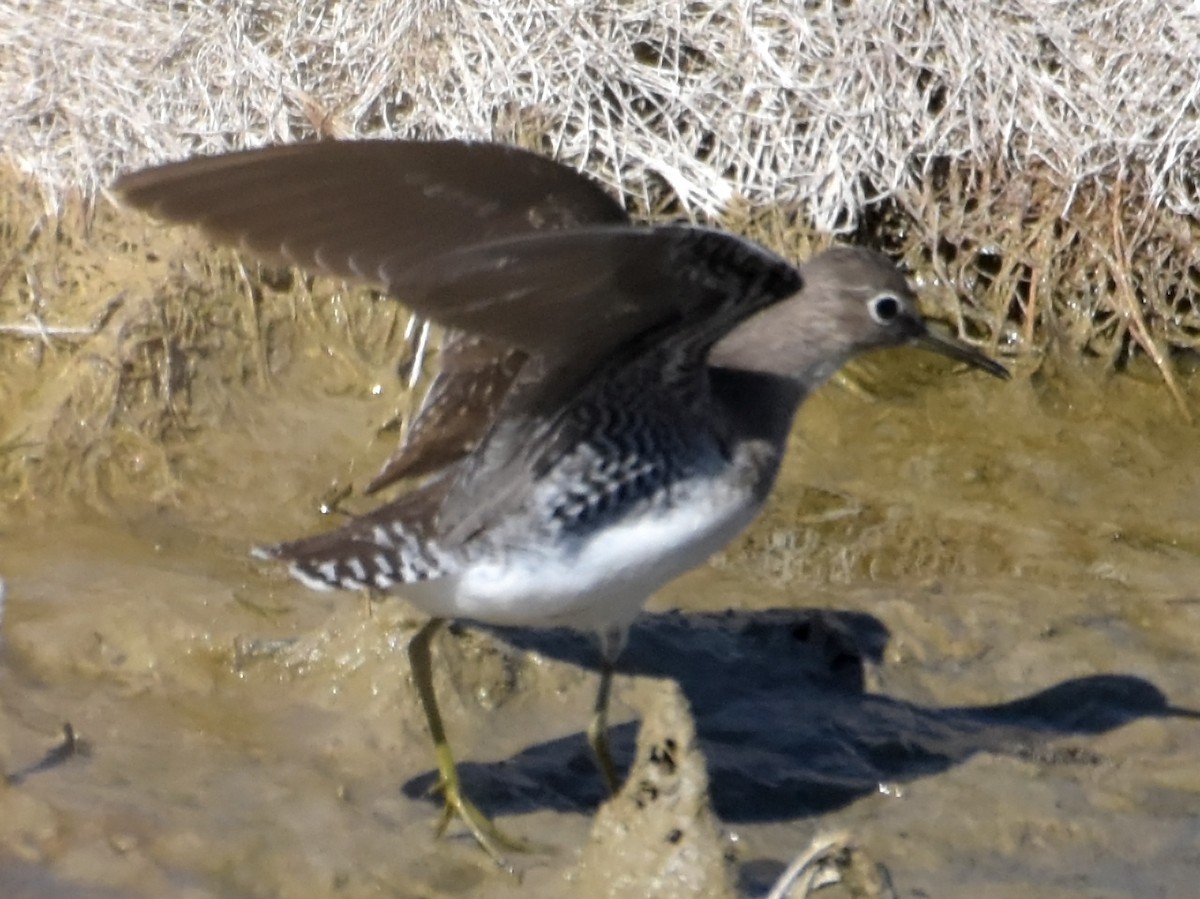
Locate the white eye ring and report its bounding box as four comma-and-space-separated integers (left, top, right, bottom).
868, 293, 902, 325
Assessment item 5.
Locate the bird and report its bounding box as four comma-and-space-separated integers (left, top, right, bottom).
114, 138, 1008, 860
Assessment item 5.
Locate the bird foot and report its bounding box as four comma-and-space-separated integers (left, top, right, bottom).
429, 775, 547, 864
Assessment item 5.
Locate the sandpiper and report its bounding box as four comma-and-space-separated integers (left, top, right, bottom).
115, 138, 1008, 859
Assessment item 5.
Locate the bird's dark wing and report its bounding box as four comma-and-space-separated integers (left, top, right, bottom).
115, 139, 800, 375
116, 140, 804, 495
113, 138, 631, 279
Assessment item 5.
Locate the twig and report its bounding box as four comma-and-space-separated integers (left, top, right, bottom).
1103, 185, 1191, 421
766, 830, 897, 899
0, 293, 125, 343
235, 260, 270, 390
765, 831, 850, 899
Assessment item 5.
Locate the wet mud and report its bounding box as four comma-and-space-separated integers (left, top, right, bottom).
2, 187, 1199, 897
3, 354, 1199, 898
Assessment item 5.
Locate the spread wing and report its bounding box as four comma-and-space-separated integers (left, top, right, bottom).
114, 138, 631, 273
116, 139, 803, 477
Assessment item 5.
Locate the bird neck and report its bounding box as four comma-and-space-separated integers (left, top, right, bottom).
708, 366, 806, 500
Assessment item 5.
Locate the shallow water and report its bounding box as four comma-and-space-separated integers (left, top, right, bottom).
2, 352, 1199, 898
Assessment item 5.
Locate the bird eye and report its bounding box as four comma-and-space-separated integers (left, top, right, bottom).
868, 294, 902, 325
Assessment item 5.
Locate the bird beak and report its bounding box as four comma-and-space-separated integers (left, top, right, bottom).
913, 324, 1010, 380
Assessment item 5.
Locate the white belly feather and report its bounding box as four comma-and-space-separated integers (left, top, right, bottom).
399, 483, 761, 632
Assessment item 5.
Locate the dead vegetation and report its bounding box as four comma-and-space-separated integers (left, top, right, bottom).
0, 169, 413, 510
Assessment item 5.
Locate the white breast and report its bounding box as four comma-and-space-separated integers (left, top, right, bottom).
400, 482, 762, 632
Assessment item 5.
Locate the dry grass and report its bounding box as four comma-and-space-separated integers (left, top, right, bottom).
5, 2, 1198, 220
6, 0, 1199, 330
5, 0, 1196, 354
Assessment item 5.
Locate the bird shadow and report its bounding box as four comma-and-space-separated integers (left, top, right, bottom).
402, 606, 1199, 823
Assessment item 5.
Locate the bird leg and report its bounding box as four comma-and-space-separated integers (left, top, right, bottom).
587, 625, 628, 796
406, 617, 531, 863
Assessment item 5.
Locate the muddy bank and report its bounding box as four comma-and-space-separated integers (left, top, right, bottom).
2, 346, 1199, 896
